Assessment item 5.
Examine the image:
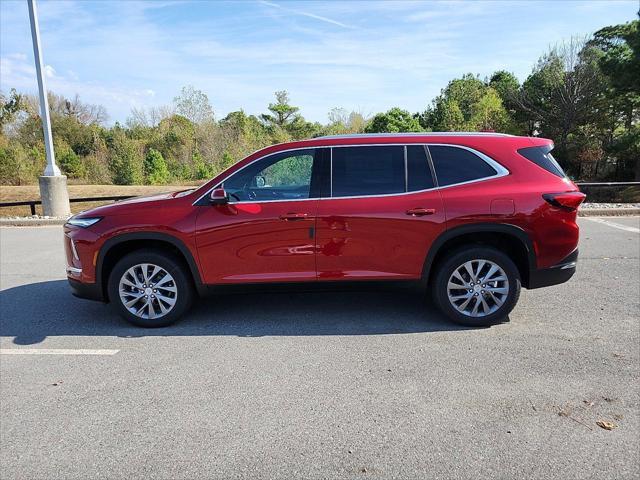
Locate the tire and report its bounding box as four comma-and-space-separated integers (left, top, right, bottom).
432, 246, 521, 327
107, 249, 194, 327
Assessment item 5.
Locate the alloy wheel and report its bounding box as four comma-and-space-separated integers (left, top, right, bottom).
446, 259, 509, 317
118, 263, 178, 319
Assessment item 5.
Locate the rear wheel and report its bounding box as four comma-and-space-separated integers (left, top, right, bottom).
432, 246, 521, 327
108, 250, 194, 327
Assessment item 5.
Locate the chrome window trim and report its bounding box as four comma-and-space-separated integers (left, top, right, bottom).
192, 143, 509, 205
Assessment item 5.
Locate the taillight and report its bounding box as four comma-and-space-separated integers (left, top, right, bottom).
542, 192, 587, 211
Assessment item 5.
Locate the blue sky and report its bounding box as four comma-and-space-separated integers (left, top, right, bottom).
1, 0, 637, 124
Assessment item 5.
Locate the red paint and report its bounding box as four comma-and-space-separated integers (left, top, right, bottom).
64, 133, 582, 292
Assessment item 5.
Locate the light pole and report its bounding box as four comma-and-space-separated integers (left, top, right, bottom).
27, 0, 70, 217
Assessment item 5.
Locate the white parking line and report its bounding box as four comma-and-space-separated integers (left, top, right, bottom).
585, 217, 640, 234
0, 349, 119, 355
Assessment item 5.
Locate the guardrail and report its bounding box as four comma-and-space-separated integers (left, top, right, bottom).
0, 195, 134, 216
576, 182, 640, 187
0, 182, 638, 216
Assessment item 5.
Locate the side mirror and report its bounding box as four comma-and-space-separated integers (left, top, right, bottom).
209, 187, 229, 205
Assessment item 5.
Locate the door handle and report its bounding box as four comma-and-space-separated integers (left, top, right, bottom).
280, 212, 309, 221
406, 207, 436, 216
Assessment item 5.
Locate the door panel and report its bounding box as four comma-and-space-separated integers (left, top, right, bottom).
195, 148, 321, 284
315, 191, 445, 280
195, 200, 317, 283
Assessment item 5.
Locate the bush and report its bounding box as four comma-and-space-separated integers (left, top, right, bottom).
108, 131, 144, 185
0, 142, 41, 185
83, 153, 112, 184
144, 148, 169, 185
192, 151, 214, 180
57, 146, 85, 179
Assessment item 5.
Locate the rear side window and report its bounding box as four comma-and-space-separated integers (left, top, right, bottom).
407, 145, 435, 191
332, 146, 405, 197
429, 146, 497, 187
518, 145, 566, 178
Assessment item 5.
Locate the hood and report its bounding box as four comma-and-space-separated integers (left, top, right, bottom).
75, 190, 191, 218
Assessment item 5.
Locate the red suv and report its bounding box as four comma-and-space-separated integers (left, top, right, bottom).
64, 133, 585, 328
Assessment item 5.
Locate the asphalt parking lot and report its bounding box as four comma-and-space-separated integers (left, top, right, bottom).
1, 217, 638, 479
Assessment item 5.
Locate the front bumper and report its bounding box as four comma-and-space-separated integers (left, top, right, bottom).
68, 278, 105, 302
527, 249, 578, 289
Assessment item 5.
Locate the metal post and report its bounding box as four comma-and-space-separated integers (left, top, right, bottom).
27, 0, 70, 217
28, 0, 59, 176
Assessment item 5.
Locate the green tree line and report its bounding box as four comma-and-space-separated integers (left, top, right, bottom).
0, 20, 637, 186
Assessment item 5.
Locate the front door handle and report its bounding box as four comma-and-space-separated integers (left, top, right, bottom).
280, 212, 309, 221
406, 207, 436, 217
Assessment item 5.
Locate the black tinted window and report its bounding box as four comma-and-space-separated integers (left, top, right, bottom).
407, 145, 435, 191
518, 145, 565, 178
429, 146, 497, 186
332, 146, 405, 197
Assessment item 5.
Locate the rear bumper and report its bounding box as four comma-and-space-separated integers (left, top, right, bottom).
527, 249, 578, 289
68, 278, 105, 302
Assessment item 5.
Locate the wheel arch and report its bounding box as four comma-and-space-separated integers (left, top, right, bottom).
422, 223, 536, 288
97, 232, 205, 302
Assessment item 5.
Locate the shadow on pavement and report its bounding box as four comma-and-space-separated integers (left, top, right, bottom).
0, 280, 471, 345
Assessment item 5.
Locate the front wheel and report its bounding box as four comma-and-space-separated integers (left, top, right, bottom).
432, 246, 521, 327
107, 250, 194, 327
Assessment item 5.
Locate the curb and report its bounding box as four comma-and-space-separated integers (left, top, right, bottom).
0, 218, 68, 226
578, 208, 640, 217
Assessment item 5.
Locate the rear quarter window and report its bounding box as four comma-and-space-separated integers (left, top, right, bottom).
429, 146, 498, 187
518, 145, 566, 178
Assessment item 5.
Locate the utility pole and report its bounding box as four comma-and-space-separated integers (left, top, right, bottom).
27, 0, 70, 217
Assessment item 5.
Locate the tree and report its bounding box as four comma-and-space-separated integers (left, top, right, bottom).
590, 21, 640, 99
192, 151, 214, 180
48, 93, 108, 125
365, 107, 424, 133
173, 85, 214, 124
107, 129, 144, 185
261, 91, 300, 128
144, 148, 169, 184
57, 143, 85, 178
469, 88, 511, 132
0, 89, 23, 132
488, 71, 520, 106
325, 108, 368, 134
515, 37, 607, 169
423, 74, 499, 132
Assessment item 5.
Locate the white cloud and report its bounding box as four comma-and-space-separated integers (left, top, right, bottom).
259, 0, 354, 29
44, 65, 56, 78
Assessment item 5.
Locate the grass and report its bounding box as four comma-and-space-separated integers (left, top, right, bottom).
0, 183, 204, 217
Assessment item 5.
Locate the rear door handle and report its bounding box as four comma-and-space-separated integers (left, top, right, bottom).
406, 208, 436, 216
280, 212, 309, 221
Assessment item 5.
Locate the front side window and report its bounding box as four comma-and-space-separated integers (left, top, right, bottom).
429, 145, 498, 187
223, 149, 315, 201
331, 146, 405, 197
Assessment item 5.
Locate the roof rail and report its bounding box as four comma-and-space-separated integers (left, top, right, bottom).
317, 132, 514, 139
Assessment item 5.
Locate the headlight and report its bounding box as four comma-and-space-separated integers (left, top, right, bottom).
66, 217, 103, 228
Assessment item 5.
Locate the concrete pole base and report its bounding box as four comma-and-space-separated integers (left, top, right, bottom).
39, 175, 71, 217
